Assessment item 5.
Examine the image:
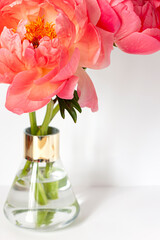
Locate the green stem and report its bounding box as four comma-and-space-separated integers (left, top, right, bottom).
29, 112, 38, 135
35, 182, 48, 205
50, 104, 60, 122
37, 100, 54, 135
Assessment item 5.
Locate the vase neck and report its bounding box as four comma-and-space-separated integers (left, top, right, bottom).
24, 127, 59, 162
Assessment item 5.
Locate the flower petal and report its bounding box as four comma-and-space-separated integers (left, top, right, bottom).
114, 1, 141, 40
5, 87, 50, 114
85, 0, 101, 25
24, 47, 37, 68
77, 67, 98, 112
50, 48, 80, 82
57, 75, 78, 99
93, 27, 114, 69
5, 68, 53, 114
76, 23, 101, 68
6, 69, 41, 95
6, 68, 63, 101
30, 49, 80, 100
29, 81, 65, 100
0, 26, 22, 60
97, 0, 121, 33
49, 0, 75, 20
55, 12, 76, 48
116, 31, 160, 54
0, 48, 24, 83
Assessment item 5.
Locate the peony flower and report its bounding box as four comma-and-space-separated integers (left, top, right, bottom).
91, 0, 160, 54
0, 0, 114, 114
111, 0, 160, 54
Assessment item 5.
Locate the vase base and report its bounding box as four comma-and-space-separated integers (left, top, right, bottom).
3, 151, 80, 231
4, 200, 80, 230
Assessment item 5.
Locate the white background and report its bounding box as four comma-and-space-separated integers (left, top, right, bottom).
1, 48, 160, 187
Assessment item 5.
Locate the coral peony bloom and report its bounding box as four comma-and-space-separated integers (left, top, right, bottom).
111, 0, 160, 54
0, 0, 111, 114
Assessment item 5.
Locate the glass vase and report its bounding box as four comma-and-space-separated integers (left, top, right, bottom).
3, 127, 80, 230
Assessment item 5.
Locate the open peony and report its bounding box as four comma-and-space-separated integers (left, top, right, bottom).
0, 0, 115, 114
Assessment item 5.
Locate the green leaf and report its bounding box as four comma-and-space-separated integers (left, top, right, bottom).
74, 90, 79, 101
57, 90, 82, 123
71, 99, 82, 113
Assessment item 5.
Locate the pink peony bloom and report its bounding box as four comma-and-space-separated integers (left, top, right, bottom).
0, 0, 113, 114
111, 0, 160, 54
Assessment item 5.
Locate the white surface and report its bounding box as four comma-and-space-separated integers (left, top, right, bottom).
1, 49, 160, 186
1, 186, 160, 240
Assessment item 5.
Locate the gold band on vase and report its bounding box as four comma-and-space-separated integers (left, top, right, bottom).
24, 127, 59, 162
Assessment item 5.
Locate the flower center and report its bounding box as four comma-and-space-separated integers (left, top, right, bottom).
25, 17, 57, 48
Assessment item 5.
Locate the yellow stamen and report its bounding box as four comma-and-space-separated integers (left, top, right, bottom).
24, 17, 57, 48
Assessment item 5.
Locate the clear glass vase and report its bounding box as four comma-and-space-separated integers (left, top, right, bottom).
3, 127, 80, 230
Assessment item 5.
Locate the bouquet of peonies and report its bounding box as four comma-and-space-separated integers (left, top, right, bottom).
1, 0, 160, 230
1, 0, 160, 120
